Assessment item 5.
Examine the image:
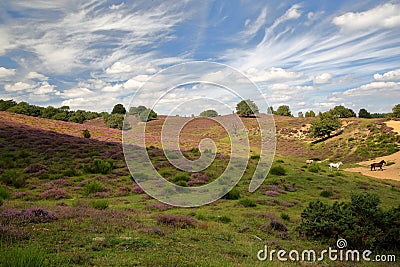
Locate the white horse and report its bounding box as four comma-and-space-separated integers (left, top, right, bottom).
329, 162, 343, 171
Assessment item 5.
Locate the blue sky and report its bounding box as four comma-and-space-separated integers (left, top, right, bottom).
0, 0, 399, 115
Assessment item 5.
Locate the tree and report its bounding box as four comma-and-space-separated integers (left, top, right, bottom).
358, 108, 371, 118
392, 104, 400, 118
103, 114, 125, 129
0, 99, 17, 111
310, 110, 342, 138
139, 108, 157, 122
236, 99, 259, 117
332, 105, 356, 118
298, 111, 304, 118
111, 104, 126, 114
305, 110, 315, 117
129, 106, 147, 116
276, 105, 292, 116
199, 109, 218, 117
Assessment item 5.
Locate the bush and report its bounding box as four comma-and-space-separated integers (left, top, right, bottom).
172, 173, 190, 183
239, 198, 257, 207
298, 193, 399, 250
90, 199, 109, 210
270, 219, 288, 232
155, 214, 197, 228
307, 163, 321, 173
320, 190, 333, 198
40, 188, 71, 200
82, 129, 91, 138
280, 213, 290, 221
223, 187, 241, 200
83, 180, 104, 196
0, 185, 10, 199
217, 215, 231, 223
175, 180, 188, 187
23, 163, 48, 174
83, 159, 113, 174
269, 166, 286, 176
0, 170, 26, 188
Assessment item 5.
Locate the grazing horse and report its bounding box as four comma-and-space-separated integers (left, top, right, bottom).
370, 160, 386, 171
329, 162, 343, 171
306, 159, 314, 164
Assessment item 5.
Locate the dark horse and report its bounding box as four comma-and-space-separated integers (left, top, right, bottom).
370, 160, 386, 171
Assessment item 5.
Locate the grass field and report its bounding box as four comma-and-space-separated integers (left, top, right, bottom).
0, 111, 399, 266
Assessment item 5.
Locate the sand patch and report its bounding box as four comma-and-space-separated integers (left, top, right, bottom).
385, 120, 400, 134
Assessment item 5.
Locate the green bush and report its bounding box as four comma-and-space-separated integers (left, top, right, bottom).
238, 198, 257, 207
298, 193, 399, 250
83, 159, 113, 174
172, 173, 190, 183
269, 166, 286, 176
0, 185, 10, 199
223, 187, 241, 200
320, 190, 333, 198
307, 163, 321, 173
90, 199, 109, 210
83, 180, 104, 196
217, 215, 231, 223
280, 213, 290, 221
82, 129, 91, 138
175, 180, 188, 187
0, 170, 26, 188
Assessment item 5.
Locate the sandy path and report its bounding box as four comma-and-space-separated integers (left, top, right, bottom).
345, 120, 400, 181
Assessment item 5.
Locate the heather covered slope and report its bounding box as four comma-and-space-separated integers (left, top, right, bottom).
0, 111, 399, 266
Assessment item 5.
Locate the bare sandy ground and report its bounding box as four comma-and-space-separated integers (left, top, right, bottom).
345, 120, 400, 181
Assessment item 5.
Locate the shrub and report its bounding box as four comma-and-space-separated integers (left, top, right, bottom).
83, 159, 113, 174
217, 215, 231, 223
40, 188, 71, 200
223, 187, 241, 200
0, 185, 10, 199
269, 166, 286, 176
0, 170, 26, 188
83, 180, 104, 196
270, 219, 288, 232
239, 198, 257, 207
307, 163, 321, 173
320, 190, 333, 198
250, 155, 260, 160
90, 199, 109, 210
175, 180, 188, 187
82, 129, 91, 138
155, 214, 197, 228
23, 163, 48, 174
172, 173, 190, 183
275, 159, 284, 163
62, 167, 79, 177
280, 213, 290, 221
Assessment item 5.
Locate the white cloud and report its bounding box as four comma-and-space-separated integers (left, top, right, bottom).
268, 83, 315, 91
101, 83, 124, 92
34, 82, 58, 95
241, 8, 267, 39
0, 67, 16, 78
109, 3, 125, 10
26, 71, 48, 80
61, 87, 94, 98
333, 3, 400, 32
313, 73, 332, 84
283, 4, 302, 20
342, 81, 400, 97
374, 69, 400, 81
105, 62, 133, 74
245, 67, 304, 82
4, 82, 32, 92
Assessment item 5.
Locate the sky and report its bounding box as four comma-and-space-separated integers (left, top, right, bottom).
0, 0, 399, 116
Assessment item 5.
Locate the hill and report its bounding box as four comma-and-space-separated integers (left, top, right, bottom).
0, 111, 399, 266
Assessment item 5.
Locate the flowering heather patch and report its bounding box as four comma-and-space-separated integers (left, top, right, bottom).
0, 224, 30, 240
267, 185, 286, 194
0, 207, 57, 224
43, 179, 71, 190
24, 164, 48, 174
132, 184, 145, 194
88, 191, 110, 198
264, 190, 279, 196
40, 188, 71, 200
145, 202, 173, 211
155, 214, 197, 228
188, 172, 211, 186
142, 227, 165, 236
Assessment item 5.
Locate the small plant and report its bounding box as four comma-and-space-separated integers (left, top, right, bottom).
0, 170, 26, 188
238, 198, 257, 207
172, 173, 190, 183
217, 215, 231, 223
0, 185, 10, 200
83, 159, 113, 174
175, 180, 188, 187
269, 166, 286, 176
190, 147, 200, 154
90, 199, 109, 210
320, 190, 334, 198
223, 187, 241, 200
250, 154, 260, 160
0, 198, 3, 206
280, 213, 290, 221
63, 167, 79, 177
155, 214, 197, 228
83, 180, 104, 196
82, 129, 91, 138
275, 159, 285, 163
307, 163, 321, 173
270, 219, 288, 232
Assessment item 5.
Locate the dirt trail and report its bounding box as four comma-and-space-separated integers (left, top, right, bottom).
345, 120, 400, 181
